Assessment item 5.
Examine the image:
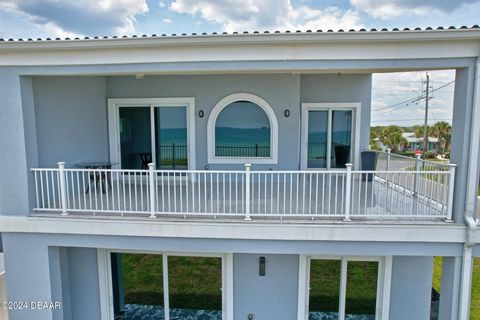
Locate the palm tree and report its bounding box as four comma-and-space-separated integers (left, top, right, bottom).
379, 126, 407, 152
412, 125, 428, 138
430, 121, 451, 155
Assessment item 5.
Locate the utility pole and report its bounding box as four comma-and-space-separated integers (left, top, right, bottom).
422, 73, 430, 154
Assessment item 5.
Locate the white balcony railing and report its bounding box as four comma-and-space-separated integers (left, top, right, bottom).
31, 160, 456, 222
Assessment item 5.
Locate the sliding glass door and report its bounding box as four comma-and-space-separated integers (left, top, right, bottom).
307, 258, 380, 320
118, 105, 188, 170
307, 110, 328, 169
331, 110, 353, 169
110, 253, 224, 320
303, 105, 355, 170
119, 106, 152, 170
153, 107, 188, 169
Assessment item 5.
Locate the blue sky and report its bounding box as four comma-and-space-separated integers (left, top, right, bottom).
0, 0, 477, 126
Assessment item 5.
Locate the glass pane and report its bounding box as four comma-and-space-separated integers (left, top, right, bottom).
309, 259, 341, 320
111, 253, 164, 318
215, 101, 270, 157
345, 261, 378, 318
119, 107, 152, 170
168, 256, 222, 319
154, 107, 188, 169
307, 111, 328, 169
331, 110, 352, 169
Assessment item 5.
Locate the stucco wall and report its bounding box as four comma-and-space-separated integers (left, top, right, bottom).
29, 73, 372, 173
233, 253, 299, 320
32, 76, 108, 167
389, 256, 434, 320
300, 74, 372, 155
107, 74, 302, 170
2, 232, 456, 320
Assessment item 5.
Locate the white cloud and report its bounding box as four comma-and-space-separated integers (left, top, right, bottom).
163, 18, 173, 23
170, 0, 362, 32
351, 0, 479, 19
159, 1, 166, 7
0, 0, 149, 36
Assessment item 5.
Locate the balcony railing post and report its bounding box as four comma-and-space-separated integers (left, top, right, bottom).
386, 148, 391, 171
57, 162, 68, 216
148, 163, 156, 219
244, 164, 252, 221
413, 153, 422, 196
446, 163, 457, 222
344, 163, 353, 222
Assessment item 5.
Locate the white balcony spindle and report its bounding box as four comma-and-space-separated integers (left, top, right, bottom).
244, 164, 252, 221
386, 148, 391, 171
344, 163, 353, 221
57, 162, 68, 216
446, 164, 457, 222
413, 153, 422, 196
148, 163, 156, 219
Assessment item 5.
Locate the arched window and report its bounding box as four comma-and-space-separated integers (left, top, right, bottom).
207, 93, 278, 164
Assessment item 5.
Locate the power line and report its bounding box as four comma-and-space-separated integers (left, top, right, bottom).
372, 80, 454, 112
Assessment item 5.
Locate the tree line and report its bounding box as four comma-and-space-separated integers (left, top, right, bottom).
370, 121, 451, 156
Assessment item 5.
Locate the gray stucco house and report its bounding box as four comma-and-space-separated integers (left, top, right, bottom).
0, 26, 479, 320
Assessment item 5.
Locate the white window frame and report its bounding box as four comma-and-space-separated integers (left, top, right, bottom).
300, 103, 361, 170
207, 93, 279, 164
107, 98, 196, 170
297, 255, 392, 320
97, 249, 233, 320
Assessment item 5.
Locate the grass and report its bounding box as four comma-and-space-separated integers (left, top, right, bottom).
432, 256, 442, 293
121, 254, 222, 310
433, 257, 480, 319
308, 260, 378, 315
471, 258, 480, 319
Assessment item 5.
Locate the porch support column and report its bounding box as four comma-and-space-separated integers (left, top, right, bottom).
389, 256, 434, 320
438, 256, 462, 320
2, 233, 54, 320
0, 71, 32, 215
450, 63, 477, 223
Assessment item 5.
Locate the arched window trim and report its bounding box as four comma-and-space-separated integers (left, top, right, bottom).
207, 93, 278, 164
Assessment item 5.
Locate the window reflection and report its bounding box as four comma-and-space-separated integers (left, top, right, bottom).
215, 101, 271, 158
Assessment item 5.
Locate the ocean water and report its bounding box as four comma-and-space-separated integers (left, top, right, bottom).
215, 127, 270, 147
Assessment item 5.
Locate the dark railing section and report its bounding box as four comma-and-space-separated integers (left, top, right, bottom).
215, 145, 270, 157
307, 143, 327, 160
158, 144, 187, 168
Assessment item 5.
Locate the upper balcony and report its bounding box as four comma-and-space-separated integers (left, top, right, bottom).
0, 69, 473, 226
31, 151, 456, 222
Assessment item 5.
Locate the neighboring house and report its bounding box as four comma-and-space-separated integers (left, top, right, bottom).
401, 132, 438, 152
0, 27, 479, 320
372, 133, 438, 153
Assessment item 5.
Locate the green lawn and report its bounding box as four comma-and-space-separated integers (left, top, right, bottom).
121, 254, 222, 310
433, 256, 480, 319
471, 258, 480, 319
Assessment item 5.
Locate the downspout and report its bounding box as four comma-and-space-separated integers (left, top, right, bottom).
458, 57, 480, 320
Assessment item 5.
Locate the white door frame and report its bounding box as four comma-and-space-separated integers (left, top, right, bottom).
300, 103, 361, 170
97, 249, 233, 320
297, 255, 392, 320
107, 98, 196, 170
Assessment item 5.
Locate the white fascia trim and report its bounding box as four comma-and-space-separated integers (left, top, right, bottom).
207, 93, 278, 164
0, 216, 468, 243
1, 40, 480, 67
1, 29, 480, 52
